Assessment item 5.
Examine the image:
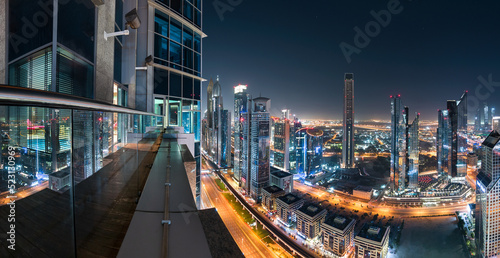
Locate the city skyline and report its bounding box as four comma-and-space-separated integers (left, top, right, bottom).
202, 1, 500, 121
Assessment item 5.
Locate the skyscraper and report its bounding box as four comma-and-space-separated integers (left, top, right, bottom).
475, 102, 495, 132
205, 77, 231, 168
305, 128, 324, 176
408, 113, 420, 189
390, 95, 419, 191
437, 92, 468, 181
437, 109, 450, 175
476, 130, 500, 257
249, 97, 271, 202
273, 119, 291, 171
342, 73, 355, 168
390, 95, 404, 191
295, 121, 307, 174
234, 84, 249, 182
271, 113, 298, 173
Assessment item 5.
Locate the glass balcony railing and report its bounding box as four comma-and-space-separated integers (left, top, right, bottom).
0, 85, 162, 257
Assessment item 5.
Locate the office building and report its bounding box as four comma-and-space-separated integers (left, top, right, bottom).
475, 102, 495, 132
273, 118, 291, 171
295, 120, 307, 174
305, 127, 324, 176
354, 224, 390, 258
390, 95, 419, 191
271, 115, 299, 173
342, 73, 355, 168
437, 92, 467, 180
205, 77, 231, 168
321, 214, 356, 257
270, 168, 294, 193
408, 113, 420, 189
240, 97, 271, 202
296, 203, 327, 240
276, 193, 304, 226
233, 84, 249, 182
476, 130, 500, 257
261, 185, 286, 211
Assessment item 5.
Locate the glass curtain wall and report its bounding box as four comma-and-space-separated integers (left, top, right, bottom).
0, 105, 159, 257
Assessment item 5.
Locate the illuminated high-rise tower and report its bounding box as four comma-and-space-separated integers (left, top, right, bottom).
234, 84, 249, 182
476, 130, 500, 257
437, 91, 467, 181
342, 73, 355, 168
390, 95, 419, 191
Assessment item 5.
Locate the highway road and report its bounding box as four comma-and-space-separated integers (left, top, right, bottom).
294, 181, 470, 217
201, 173, 278, 258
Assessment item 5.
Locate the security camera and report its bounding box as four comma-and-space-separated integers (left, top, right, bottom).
104, 8, 141, 40
125, 8, 141, 29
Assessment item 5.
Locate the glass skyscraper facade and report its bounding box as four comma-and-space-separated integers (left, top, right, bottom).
390, 96, 419, 192
305, 128, 324, 176
249, 97, 271, 203
234, 84, 249, 182
437, 92, 467, 181
203, 78, 231, 168
476, 131, 500, 257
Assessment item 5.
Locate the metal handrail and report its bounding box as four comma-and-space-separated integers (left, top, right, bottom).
0, 85, 161, 117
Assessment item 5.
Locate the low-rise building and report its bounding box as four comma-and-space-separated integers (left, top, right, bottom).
261, 185, 286, 211
354, 224, 390, 258
321, 214, 356, 257
276, 193, 304, 226
295, 203, 327, 239
352, 186, 374, 200
270, 169, 294, 193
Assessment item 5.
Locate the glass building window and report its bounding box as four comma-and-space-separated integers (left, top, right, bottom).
194, 79, 201, 100
183, 27, 193, 49
154, 10, 169, 36
171, 0, 182, 14
154, 98, 164, 127
115, 0, 124, 30
154, 34, 169, 62
170, 19, 182, 43
8, 0, 53, 60
154, 67, 169, 95
56, 47, 94, 99
194, 53, 200, 74
57, 0, 95, 62
169, 41, 182, 68
194, 34, 201, 52
195, 9, 201, 27
9, 47, 52, 91
194, 112, 201, 141
183, 48, 193, 71
169, 98, 181, 126
183, 76, 193, 99
114, 38, 122, 83
183, 1, 193, 21
169, 72, 182, 97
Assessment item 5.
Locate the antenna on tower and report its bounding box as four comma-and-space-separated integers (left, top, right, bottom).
216, 75, 219, 81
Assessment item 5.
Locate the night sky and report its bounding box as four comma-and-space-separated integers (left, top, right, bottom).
202, 0, 500, 121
